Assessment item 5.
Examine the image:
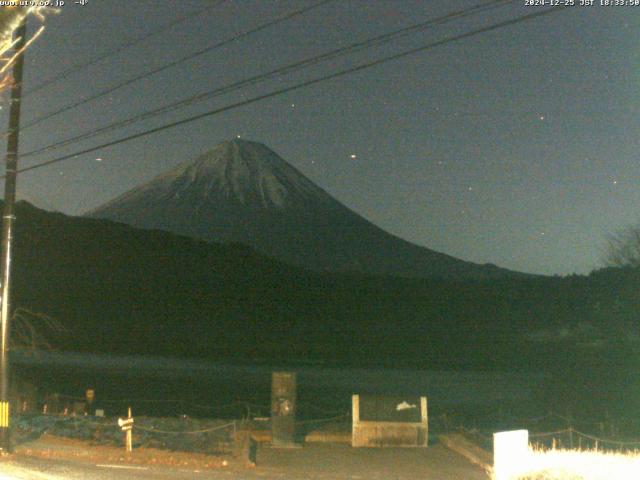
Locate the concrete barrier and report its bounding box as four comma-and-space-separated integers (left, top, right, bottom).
493, 430, 529, 480
439, 433, 492, 470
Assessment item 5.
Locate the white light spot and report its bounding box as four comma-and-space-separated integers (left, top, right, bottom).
540, 232, 545, 236
95, 158, 102, 162
236, 135, 242, 139
290, 103, 295, 108
613, 180, 618, 185
350, 154, 357, 159
396, 401, 417, 411
468, 187, 473, 191
539, 115, 545, 121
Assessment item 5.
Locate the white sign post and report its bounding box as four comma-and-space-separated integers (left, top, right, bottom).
118, 407, 134, 453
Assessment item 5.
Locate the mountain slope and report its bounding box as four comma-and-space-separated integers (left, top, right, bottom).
87, 139, 521, 280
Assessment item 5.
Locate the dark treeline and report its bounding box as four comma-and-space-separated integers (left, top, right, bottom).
8, 202, 639, 375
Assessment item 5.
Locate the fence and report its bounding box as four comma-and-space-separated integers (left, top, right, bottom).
14, 391, 353, 457
44, 393, 351, 421
13, 412, 239, 455
529, 427, 640, 452
30, 391, 640, 456
435, 409, 640, 454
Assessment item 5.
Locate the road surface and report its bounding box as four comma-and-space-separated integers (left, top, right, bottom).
1, 443, 489, 479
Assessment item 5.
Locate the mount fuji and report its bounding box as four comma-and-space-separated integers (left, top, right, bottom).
87, 139, 520, 280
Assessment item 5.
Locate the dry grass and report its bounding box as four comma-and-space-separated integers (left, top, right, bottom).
503, 447, 640, 480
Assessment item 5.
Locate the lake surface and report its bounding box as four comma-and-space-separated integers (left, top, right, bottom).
12, 350, 546, 422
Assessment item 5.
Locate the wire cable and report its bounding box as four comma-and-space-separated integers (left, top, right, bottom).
20, 0, 513, 159
20, 0, 337, 131
24, 1, 227, 97
135, 420, 236, 435
12, 6, 570, 177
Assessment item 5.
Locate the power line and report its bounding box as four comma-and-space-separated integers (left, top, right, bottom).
20, 0, 337, 131
12, 6, 569, 178
23, 1, 227, 97
20, 0, 512, 159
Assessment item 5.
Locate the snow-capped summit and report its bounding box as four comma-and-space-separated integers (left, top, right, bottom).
152, 140, 327, 209
87, 139, 520, 279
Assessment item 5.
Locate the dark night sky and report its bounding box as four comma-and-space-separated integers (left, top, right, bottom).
2, 0, 639, 275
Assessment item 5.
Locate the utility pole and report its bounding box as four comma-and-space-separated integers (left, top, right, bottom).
0, 18, 27, 453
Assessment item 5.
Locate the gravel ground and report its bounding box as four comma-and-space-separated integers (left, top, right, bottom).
6, 433, 489, 479
5, 414, 490, 479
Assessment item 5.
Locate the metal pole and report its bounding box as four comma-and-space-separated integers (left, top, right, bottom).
0, 18, 27, 453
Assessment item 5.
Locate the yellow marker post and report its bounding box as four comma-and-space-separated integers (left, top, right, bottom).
0, 401, 8, 428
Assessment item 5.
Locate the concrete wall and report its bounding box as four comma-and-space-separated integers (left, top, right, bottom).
352, 394, 428, 447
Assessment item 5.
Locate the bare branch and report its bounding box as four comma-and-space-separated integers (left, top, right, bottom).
603, 225, 640, 268
10, 307, 68, 354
